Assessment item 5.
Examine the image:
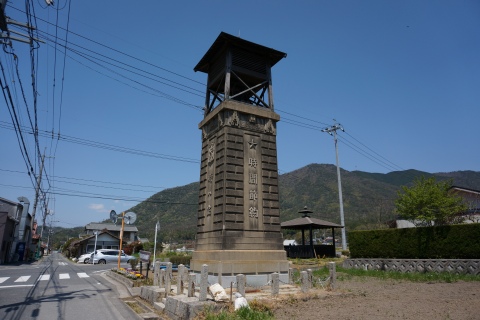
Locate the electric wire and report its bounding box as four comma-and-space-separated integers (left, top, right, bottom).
33, 28, 205, 98
0, 121, 201, 163
3, 2, 418, 218
0, 168, 168, 190
11, 4, 402, 173
8, 5, 205, 86
343, 131, 404, 171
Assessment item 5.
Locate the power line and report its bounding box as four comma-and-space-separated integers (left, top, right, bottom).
3, 3, 420, 216
0, 121, 201, 163
8, 4, 408, 177
8, 4, 205, 86
0, 168, 168, 189
343, 131, 404, 171
35, 29, 205, 98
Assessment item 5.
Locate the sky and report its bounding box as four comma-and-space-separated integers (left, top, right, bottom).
1, 1, 479, 229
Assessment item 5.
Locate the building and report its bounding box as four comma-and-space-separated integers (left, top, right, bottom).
388, 185, 480, 228
72, 230, 121, 256
0, 196, 32, 263
450, 186, 480, 223
84, 222, 138, 243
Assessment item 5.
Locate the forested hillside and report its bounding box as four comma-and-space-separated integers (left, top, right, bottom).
107, 164, 480, 242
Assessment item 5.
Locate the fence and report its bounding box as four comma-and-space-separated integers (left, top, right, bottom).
343, 258, 480, 275
152, 260, 338, 301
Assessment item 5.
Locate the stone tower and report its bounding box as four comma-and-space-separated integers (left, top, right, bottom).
190, 32, 289, 280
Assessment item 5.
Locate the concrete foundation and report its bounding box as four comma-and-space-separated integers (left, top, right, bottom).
190, 249, 289, 275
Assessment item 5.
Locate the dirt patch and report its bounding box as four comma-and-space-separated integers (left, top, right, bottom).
271, 278, 480, 320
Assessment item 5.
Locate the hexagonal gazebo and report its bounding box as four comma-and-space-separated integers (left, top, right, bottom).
281, 207, 343, 258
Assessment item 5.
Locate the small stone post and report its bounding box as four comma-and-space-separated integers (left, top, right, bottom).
165, 262, 172, 295
153, 259, 161, 287
188, 273, 196, 297
177, 264, 185, 295
217, 262, 222, 286
159, 269, 165, 288
236, 274, 246, 297
301, 271, 308, 293
307, 269, 313, 289
199, 264, 208, 301
271, 272, 279, 296
288, 268, 293, 284
328, 262, 336, 290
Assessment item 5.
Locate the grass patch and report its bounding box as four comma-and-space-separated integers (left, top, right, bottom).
289, 258, 480, 283
195, 301, 274, 320
125, 301, 144, 314
304, 264, 480, 283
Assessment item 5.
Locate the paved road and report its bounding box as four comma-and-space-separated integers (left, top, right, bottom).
0, 252, 138, 320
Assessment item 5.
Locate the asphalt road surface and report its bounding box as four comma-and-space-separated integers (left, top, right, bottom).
0, 252, 138, 320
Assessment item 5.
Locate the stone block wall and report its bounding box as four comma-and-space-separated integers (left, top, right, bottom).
343, 258, 480, 275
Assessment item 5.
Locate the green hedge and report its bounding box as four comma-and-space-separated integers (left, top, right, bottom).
349, 224, 480, 259
169, 255, 191, 266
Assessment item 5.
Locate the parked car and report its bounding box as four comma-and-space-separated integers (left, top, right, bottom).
158, 263, 189, 271
160, 263, 178, 271
77, 252, 93, 264
90, 249, 134, 264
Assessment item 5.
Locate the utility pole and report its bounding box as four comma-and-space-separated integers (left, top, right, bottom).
29, 152, 45, 258
153, 220, 160, 267
322, 121, 347, 251
40, 196, 49, 238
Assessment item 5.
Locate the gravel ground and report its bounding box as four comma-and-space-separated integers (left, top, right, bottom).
272, 278, 480, 320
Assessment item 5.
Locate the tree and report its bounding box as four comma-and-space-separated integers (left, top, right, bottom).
395, 176, 467, 227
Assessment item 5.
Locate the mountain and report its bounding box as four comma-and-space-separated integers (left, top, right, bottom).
125, 164, 480, 241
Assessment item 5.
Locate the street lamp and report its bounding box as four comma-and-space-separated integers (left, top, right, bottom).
92, 230, 99, 264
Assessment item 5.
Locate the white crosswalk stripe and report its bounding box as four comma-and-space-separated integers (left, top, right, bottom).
0, 272, 91, 286
15, 276, 31, 282
58, 262, 67, 266
38, 274, 50, 281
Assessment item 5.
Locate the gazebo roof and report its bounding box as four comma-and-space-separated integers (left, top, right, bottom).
281, 216, 343, 230
281, 206, 343, 230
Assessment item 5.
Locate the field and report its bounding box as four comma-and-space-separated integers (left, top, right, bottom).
272, 277, 480, 320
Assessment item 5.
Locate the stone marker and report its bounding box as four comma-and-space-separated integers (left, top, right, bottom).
271, 272, 279, 296
199, 264, 208, 301
236, 274, 246, 297
301, 271, 308, 293
329, 262, 336, 290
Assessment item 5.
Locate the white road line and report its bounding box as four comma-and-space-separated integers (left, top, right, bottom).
38, 274, 50, 281
0, 284, 35, 289
58, 262, 67, 266
0, 277, 9, 283
59, 273, 70, 279
77, 273, 89, 278
15, 276, 31, 282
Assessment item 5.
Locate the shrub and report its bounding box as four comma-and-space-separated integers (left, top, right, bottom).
349, 223, 480, 259
170, 255, 191, 266
123, 241, 143, 255
129, 258, 138, 270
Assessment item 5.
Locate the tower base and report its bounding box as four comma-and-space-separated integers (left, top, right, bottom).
190, 250, 289, 276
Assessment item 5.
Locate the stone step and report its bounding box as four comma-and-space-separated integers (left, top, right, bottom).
153, 301, 165, 311
138, 313, 160, 320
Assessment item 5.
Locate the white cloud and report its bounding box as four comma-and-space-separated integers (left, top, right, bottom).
89, 203, 106, 212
